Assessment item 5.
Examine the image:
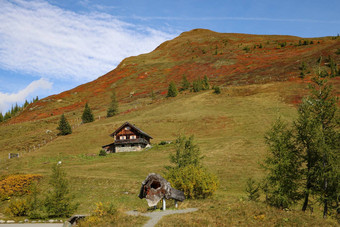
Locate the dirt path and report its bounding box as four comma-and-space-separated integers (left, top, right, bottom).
126, 208, 198, 227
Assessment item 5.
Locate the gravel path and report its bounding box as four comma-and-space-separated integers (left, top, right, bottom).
126, 208, 198, 227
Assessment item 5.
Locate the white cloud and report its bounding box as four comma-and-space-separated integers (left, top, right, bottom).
0, 78, 52, 113
0, 0, 174, 82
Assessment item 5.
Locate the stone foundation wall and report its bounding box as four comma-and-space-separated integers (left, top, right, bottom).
115, 145, 144, 152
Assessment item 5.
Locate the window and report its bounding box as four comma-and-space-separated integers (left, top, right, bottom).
120, 136, 126, 140
125, 126, 131, 130
130, 135, 136, 139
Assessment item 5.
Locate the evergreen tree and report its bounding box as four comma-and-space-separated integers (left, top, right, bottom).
0, 113, 3, 122
24, 100, 29, 108
262, 118, 302, 209
295, 74, 339, 217
4, 111, 11, 121
151, 90, 156, 100
170, 135, 203, 168
192, 79, 203, 92
57, 114, 72, 135
166, 135, 219, 199
107, 90, 118, 118
166, 82, 178, 97
181, 75, 190, 91
81, 103, 94, 123
202, 75, 210, 90
45, 163, 78, 217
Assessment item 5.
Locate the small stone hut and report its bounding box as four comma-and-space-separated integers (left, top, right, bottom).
102, 122, 152, 153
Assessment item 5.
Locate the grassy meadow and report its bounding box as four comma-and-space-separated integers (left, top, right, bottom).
0, 81, 338, 226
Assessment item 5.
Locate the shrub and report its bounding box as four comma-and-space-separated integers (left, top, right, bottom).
166, 165, 219, 199
336, 48, 340, 55
5, 199, 29, 216
213, 86, 221, 94
99, 149, 107, 156
158, 141, 168, 145
0, 174, 42, 200
78, 202, 119, 226
243, 46, 250, 53
245, 178, 260, 201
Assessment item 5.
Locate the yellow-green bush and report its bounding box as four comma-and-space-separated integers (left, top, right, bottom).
5, 199, 29, 216
78, 202, 147, 227
0, 174, 42, 200
166, 165, 219, 199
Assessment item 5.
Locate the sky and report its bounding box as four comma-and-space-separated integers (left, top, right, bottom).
0, 0, 339, 114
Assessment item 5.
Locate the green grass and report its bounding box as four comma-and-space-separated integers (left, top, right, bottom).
0, 82, 338, 225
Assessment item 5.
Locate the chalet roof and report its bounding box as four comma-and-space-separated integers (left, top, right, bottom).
110, 122, 153, 139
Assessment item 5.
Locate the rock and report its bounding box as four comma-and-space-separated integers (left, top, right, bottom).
24, 219, 29, 223
7, 220, 15, 223
49, 219, 55, 223
139, 173, 185, 207
0, 220, 5, 224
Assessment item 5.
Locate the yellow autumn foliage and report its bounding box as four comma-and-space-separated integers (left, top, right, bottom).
0, 174, 42, 200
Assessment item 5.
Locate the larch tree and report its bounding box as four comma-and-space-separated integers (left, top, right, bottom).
295, 74, 339, 217
262, 118, 302, 209
107, 90, 118, 117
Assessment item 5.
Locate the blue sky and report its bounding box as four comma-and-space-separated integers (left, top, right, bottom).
0, 0, 339, 114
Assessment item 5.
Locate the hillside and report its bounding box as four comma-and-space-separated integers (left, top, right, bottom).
0, 29, 339, 225
7, 28, 340, 124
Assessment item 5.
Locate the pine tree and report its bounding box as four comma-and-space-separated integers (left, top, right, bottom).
4, 111, 11, 121
107, 90, 118, 118
192, 79, 203, 92
81, 103, 94, 123
262, 118, 302, 209
295, 74, 339, 217
181, 75, 190, 91
0, 113, 3, 122
24, 100, 29, 108
57, 114, 72, 135
166, 82, 178, 97
45, 163, 78, 217
202, 75, 210, 90
245, 178, 260, 201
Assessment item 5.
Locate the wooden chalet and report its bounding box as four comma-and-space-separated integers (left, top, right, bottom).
102, 122, 153, 153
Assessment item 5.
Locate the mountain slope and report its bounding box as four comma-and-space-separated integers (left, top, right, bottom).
9, 29, 340, 123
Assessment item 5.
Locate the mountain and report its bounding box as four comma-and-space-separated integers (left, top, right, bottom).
8, 29, 340, 123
